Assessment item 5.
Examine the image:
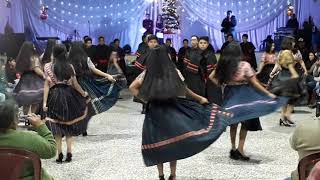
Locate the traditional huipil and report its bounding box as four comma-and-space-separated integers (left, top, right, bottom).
44, 63, 90, 136
13, 56, 44, 107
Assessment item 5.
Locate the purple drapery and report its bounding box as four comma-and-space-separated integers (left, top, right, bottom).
0, 0, 316, 52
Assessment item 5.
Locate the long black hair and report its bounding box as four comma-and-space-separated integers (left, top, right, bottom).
215, 42, 242, 85
281, 36, 295, 51
139, 46, 185, 101
53, 44, 74, 81
42, 39, 56, 64
265, 42, 275, 54
16, 41, 37, 73
68, 41, 90, 77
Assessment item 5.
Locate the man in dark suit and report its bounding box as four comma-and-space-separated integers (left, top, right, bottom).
177, 39, 191, 72
165, 38, 177, 64
240, 34, 257, 70
221, 10, 237, 41
143, 14, 154, 36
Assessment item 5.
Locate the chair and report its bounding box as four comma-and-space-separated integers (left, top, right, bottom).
0, 148, 41, 180
298, 152, 320, 180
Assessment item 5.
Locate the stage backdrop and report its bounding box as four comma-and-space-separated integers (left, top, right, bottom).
0, 0, 316, 52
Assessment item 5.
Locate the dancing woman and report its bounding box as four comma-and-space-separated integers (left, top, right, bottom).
129, 46, 234, 180
256, 42, 277, 86
43, 44, 90, 163
13, 42, 45, 114
107, 50, 127, 89
269, 37, 300, 127
40, 39, 56, 66
209, 42, 287, 160
68, 42, 119, 115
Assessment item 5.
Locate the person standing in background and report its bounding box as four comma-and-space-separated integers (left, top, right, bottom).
165, 39, 177, 64
112, 39, 127, 75
143, 14, 154, 36
240, 34, 257, 70
221, 10, 237, 42
177, 39, 191, 72
95, 36, 110, 73
83, 37, 96, 64
221, 34, 235, 53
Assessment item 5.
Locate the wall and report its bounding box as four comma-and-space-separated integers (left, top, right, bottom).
309, 0, 320, 24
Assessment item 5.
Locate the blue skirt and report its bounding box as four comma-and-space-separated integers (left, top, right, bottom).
142, 98, 234, 166
78, 76, 120, 115
222, 84, 288, 123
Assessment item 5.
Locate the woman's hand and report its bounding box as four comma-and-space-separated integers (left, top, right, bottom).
27, 113, 44, 128
82, 91, 88, 97
291, 74, 299, 79
106, 74, 116, 82
267, 93, 277, 99
43, 103, 48, 112
199, 97, 209, 105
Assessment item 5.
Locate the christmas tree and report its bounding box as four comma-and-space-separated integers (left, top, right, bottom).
162, 0, 180, 34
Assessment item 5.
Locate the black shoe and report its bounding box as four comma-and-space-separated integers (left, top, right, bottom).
168, 175, 175, 180
141, 107, 146, 114
56, 153, 63, 163
159, 175, 165, 180
82, 131, 88, 136
65, 152, 72, 162
236, 150, 250, 161
229, 149, 240, 160
279, 119, 291, 127
284, 117, 295, 125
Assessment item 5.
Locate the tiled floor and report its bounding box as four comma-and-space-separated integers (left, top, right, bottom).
42, 91, 316, 180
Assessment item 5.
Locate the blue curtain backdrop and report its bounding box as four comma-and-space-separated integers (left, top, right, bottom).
0, 0, 312, 51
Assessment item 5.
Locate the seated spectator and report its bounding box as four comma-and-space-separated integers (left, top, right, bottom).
308, 161, 320, 180
5, 57, 17, 86
306, 58, 320, 93
305, 52, 319, 106
0, 99, 56, 180
306, 52, 318, 74
289, 118, 320, 180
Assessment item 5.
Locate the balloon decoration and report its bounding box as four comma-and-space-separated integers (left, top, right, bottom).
5, 0, 11, 8
287, 3, 294, 17
40, 4, 49, 20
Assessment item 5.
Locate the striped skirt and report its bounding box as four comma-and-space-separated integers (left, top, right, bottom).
78, 76, 120, 115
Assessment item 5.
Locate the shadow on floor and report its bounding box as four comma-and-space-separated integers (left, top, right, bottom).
206, 154, 274, 165
76, 133, 136, 142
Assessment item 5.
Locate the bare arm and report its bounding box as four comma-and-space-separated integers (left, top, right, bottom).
185, 87, 208, 104
34, 67, 44, 78
248, 76, 275, 98
257, 62, 265, 74
113, 58, 124, 74
90, 67, 115, 82
43, 79, 50, 111
270, 63, 281, 77
129, 78, 142, 97
288, 64, 299, 78
299, 60, 308, 75
208, 70, 219, 85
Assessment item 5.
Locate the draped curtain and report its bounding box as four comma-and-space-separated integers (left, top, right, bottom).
0, 0, 312, 51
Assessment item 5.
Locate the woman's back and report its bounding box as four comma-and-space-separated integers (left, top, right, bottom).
278, 50, 295, 69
